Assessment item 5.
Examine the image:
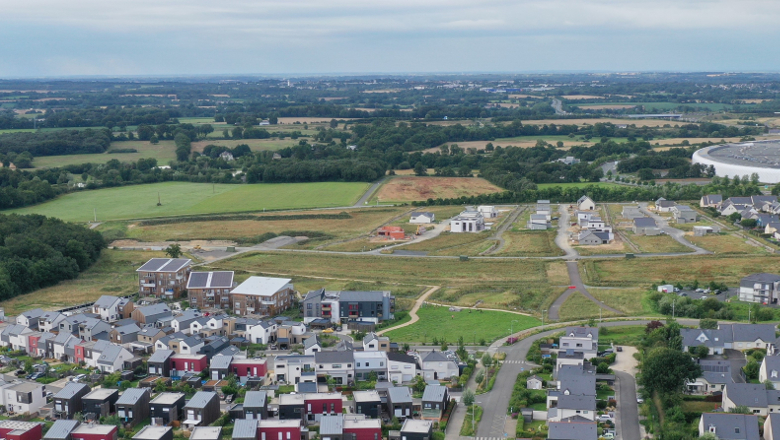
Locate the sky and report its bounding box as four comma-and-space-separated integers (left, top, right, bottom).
2, 0, 780, 77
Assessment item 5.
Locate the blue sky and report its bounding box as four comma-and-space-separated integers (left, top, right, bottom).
2, 0, 780, 77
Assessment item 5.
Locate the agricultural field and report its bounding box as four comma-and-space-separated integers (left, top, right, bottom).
535, 182, 621, 190
627, 233, 691, 253
581, 255, 780, 287
7, 181, 369, 222
494, 230, 564, 257
429, 279, 564, 313
687, 233, 767, 254
0, 249, 161, 315
575, 240, 629, 256
383, 305, 541, 343
108, 207, 411, 247
32, 141, 178, 168
372, 176, 503, 203
588, 288, 655, 316
557, 293, 617, 321
394, 231, 493, 256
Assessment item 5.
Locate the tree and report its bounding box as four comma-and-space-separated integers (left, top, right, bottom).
728, 212, 742, 223
645, 321, 664, 334
751, 173, 760, 185
481, 353, 493, 368
640, 347, 701, 396
740, 219, 757, 228
693, 345, 709, 359
412, 375, 426, 393
463, 389, 475, 407
699, 319, 718, 330
637, 168, 655, 181
744, 361, 760, 380
597, 362, 610, 374
414, 162, 427, 176
329, 119, 338, 128
165, 243, 182, 258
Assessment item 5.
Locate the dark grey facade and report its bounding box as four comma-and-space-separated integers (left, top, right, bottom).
82, 388, 119, 419
150, 393, 186, 425
116, 388, 150, 427
53, 383, 91, 420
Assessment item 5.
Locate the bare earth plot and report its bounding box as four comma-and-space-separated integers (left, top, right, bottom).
373, 176, 503, 203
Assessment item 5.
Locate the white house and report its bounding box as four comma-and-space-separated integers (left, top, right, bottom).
577, 196, 595, 211
477, 206, 498, 218
314, 351, 355, 385
96, 344, 134, 373
387, 352, 417, 384
547, 395, 596, 422
410, 212, 435, 224
739, 273, 780, 304
699, 413, 759, 440
450, 210, 484, 233
765, 414, 780, 440
760, 356, 780, 389
91, 295, 125, 322
16, 309, 44, 329
245, 321, 277, 345
559, 327, 599, 359
419, 351, 459, 381
273, 355, 316, 385
1, 382, 47, 415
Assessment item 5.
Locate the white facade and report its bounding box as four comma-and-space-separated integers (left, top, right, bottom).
1, 382, 47, 415
388, 358, 417, 384
577, 196, 596, 211
450, 211, 485, 233
246, 322, 277, 344
477, 206, 498, 218
693, 144, 780, 184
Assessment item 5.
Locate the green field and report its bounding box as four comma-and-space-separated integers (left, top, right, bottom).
573, 102, 736, 112
32, 141, 178, 168
6, 181, 369, 222
383, 305, 541, 343
536, 182, 622, 190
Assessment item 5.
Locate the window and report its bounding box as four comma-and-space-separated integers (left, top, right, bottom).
357, 363, 361, 367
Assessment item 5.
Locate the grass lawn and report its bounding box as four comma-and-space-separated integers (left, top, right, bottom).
0, 249, 162, 315
597, 326, 647, 346
460, 405, 483, 437
558, 292, 618, 321
629, 233, 690, 253
581, 255, 780, 287
33, 141, 179, 168
588, 288, 655, 316
384, 305, 541, 343
681, 400, 720, 412
113, 207, 411, 247
687, 233, 767, 254
494, 230, 564, 257
7, 181, 369, 222
576, 241, 629, 256
429, 279, 563, 313
396, 231, 490, 253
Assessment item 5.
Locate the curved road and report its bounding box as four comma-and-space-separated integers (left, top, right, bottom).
548, 261, 622, 320
639, 203, 710, 255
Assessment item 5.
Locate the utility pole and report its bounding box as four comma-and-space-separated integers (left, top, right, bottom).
542, 309, 547, 326
749, 308, 752, 323
672, 299, 675, 319
510, 319, 519, 336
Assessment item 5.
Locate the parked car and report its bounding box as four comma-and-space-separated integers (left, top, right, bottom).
636, 396, 644, 404
597, 415, 613, 422
15, 369, 26, 377
616, 346, 623, 352
71, 374, 87, 382
602, 433, 615, 439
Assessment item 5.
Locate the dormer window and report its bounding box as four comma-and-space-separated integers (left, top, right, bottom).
709, 426, 715, 433
773, 371, 778, 378
735, 428, 740, 434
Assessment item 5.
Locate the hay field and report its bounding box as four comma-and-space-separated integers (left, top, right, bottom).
628, 233, 690, 253
558, 293, 618, 320
374, 177, 503, 203
494, 230, 564, 257
7, 181, 369, 222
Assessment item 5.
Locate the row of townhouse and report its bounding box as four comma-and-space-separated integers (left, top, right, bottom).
681, 323, 777, 354
699, 412, 780, 440
700, 194, 780, 217
528, 200, 552, 230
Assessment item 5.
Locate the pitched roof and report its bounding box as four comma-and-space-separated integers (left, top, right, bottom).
210, 355, 233, 370
98, 345, 127, 365
422, 385, 447, 402
724, 324, 776, 343
387, 386, 413, 403
94, 295, 121, 309
387, 352, 417, 365
303, 335, 321, 350
116, 388, 149, 405
148, 349, 174, 363
232, 420, 258, 440
231, 276, 291, 297
315, 350, 354, 363
243, 391, 267, 408
53, 382, 90, 399
187, 272, 234, 290
44, 420, 80, 440
422, 351, 450, 363
137, 258, 191, 273
725, 383, 768, 407
136, 304, 172, 317
740, 273, 780, 287
634, 217, 657, 227
547, 420, 598, 440
563, 327, 599, 340
700, 413, 760, 440
185, 391, 217, 409
556, 395, 596, 411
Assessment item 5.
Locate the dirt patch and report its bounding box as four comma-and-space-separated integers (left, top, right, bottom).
110, 239, 237, 248
375, 177, 503, 202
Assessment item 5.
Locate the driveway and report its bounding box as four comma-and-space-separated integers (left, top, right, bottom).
725, 349, 747, 384
555, 205, 578, 259
638, 204, 710, 255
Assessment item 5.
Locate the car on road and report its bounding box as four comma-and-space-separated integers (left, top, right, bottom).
637, 396, 644, 403
597, 415, 613, 422
71, 374, 87, 382
602, 433, 615, 439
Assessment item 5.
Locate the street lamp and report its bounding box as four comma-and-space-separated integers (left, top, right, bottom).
510, 319, 519, 336
472, 401, 482, 437
542, 309, 547, 326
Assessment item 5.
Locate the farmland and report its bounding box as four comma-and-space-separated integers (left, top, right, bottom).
383, 305, 541, 343
686, 233, 767, 254
557, 292, 616, 321
372, 176, 503, 203
494, 230, 564, 257
6, 181, 369, 222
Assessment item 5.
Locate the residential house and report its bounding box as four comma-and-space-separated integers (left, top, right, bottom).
765, 414, 780, 440
44, 420, 80, 440
766, 223, 780, 235
189, 427, 221, 440
527, 214, 550, 230
232, 420, 258, 440
622, 206, 643, 219
230, 277, 295, 316
75, 317, 111, 341
230, 357, 268, 383
387, 387, 414, 419
547, 365, 596, 408
137, 327, 166, 347
577, 230, 611, 245
257, 420, 303, 440
761, 356, 780, 389
69, 424, 118, 440
186, 271, 236, 310
131, 304, 173, 326
0, 420, 43, 440
672, 205, 698, 223
149, 392, 186, 425
477, 206, 498, 218
354, 351, 387, 381
548, 395, 596, 422
527, 375, 543, 390
352, 391, 381, 419
682, 328, 730, 355
727, 324, 776, 350
165, 335, 204, 355
449, 210, 484, 233
38, 312, 66, 333
1, 325, 33, 351
171, 311, 203, 334
207, 355, 231, 380
116, 388, 150, 427
688, 360, 732, 395
559, 327, 599, 359
722, 383, 774, 415
656, 199, 677, 212
245, 321, 277, 345
274, 355, 316, 386
315, 351, 354, 385
633, 217, 661, 236
419, 351, 459, 381
577, 196, 595, 211
243, 391, 268, 420
92, 296, 134, 322
303, 393, 343, 424
387, 352, 417, 384
421, 385, 449, 421
16, 309, 44, 329
82, 388, 119, 419
303, 336, 322, 355
2, 382, 47, 416
700, 195, 723, 208
192, 316, 229, 338
557, 156, 581, 165
302, 289, 395, 325
148, 349, 174, 377
170, 354, 208, 376
547, 419, 598, 440
363, 333, 390, 352
409, 213, 435, 224
132, 426, 172, 440
182, 392, 221, 428
739, 273, 780, 304
699, 413, 759, 440
333, 415, 382, 440
96, 344, 134, 373
52, 382, 91, 419
27, 332, 54, 358
47, 333, 81, 363
398, 419, 432, 440
137, 258, 192, 299
110, 324, 141, 345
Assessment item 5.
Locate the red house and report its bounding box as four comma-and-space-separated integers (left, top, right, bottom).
344, 417, 382, 440
377, 226, 405, 240
0, 420, 43, 440
74, 344, 86, 364
27, 335, 44, 358
231, 359, 267, 379
304, 393, 343, 423
70, 424, 118, 440
258, 420, 302, 440
170, 354, 208, 376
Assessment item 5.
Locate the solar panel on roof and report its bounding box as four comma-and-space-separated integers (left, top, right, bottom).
138, 258, 170, 272
160, 259, 189, 272
189, 273, 210, 288
210, 272, 233, 288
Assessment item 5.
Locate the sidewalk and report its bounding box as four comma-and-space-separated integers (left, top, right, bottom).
445, 358, 483, 440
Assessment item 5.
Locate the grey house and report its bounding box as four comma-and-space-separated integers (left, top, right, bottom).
150, 392, 186, 425
210, 355, 233, 380
53, 382, 91, 419
353, 390, 381, 419
243, 391, 268, 420
633, 217, 661, 235
116, 388, 151, 427
199, 337, 230, 360
548, 419, 598, 440
44, 420, 80, 440
148, 349, 174, 377
421, 385, 449, 420
183, 391, 221, 428
387, 386, 413, 419
232, 419, 259, 440
699, 413, 759, 440
398, 420, 432, 440
672, 205, 698, 224
82, 388, 119, 419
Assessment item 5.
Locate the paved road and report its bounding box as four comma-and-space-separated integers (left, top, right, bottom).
548, 261, 623, 320
551, 98, 567, 115
639, 203, 710, 255
353, 177, 388, 207
555, 205, 578, 259
475, 319, 700, 440
483, 206, 526, 255
614, 371, 641, 440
